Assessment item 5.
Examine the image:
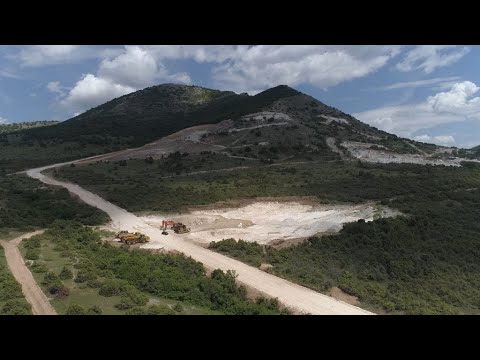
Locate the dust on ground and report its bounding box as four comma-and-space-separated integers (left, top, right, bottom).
327, 287, 360, 306
140, 200, 402, 246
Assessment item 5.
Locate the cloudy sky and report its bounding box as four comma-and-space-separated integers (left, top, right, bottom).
0, 45, 479, 148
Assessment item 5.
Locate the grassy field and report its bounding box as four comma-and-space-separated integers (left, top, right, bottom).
19, 222, 287, 315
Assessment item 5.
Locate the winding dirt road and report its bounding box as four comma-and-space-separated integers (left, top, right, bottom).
0, 231, 57, 315
25, 161, 373, 315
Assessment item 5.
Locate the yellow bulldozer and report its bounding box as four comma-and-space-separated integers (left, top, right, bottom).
115, 231, 150, 245
161, 220, 190, 235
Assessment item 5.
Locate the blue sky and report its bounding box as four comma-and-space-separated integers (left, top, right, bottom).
0, 45, 479, 148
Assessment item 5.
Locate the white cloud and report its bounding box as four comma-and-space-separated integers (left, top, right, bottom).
16, 45, 120, 67
380, 76, 462, 91
414, 134, 456, 146
98, 46, 159, 88
143, 45, 249, 63
354, 81, 480, 145
60, 74, 136, 113
98, 46, 191, 88
210, 45, 402, 93
396, 46, 469, 74
131, 45, 402, 93
0, 116, 9, 124
59, 46, 192, 113
21, 45, 406, 114
47, 81, 64, 95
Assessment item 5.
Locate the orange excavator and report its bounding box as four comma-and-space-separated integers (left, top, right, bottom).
161, 220, 191, 235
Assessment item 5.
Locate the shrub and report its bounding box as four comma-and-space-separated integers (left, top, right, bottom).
125, 307, 146, 315
146, 304, 176, 315
0, 299, 31, 315
115, 296, 136, 310
66, 304, 87, 315
31, 263, 48, 273
173, 303, 184, 312
87, 305, 102, 315
99, 279, 129, 297
58, 266, 73, 280
74, 270, 96, 283
86, 279, 102, 288
25, 249, 40, 260
42, 272, 63, 294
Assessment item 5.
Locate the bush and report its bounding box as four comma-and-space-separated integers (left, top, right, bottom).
87, 305, 102, 315
0, 299, 31, 315
146, 304, 176, 315
66, 304, 87, 315
86, 279, 102, 288
42, 272, 63, 294
115, 296, 137, 310
25, 248, 40, 260
99, 279, 129, 297
173, 303, 184, 312
125, 307, 146, 315
58, 266, 73, 280
30, 263, 48, 273
74, 270, 96, 283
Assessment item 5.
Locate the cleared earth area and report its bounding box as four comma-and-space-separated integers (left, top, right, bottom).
141, 202, 401, 246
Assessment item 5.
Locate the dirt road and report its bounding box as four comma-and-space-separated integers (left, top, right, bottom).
0, 231, 57, 315
26, 162, 373, 315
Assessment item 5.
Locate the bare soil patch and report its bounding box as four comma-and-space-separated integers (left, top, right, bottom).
327, 287, 360, 306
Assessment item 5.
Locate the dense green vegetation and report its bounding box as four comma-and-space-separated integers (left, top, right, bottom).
56, 156, 480, 213
58, 156, 480, 314
21, 221, 288, 315
0, 175, 108, 233
0, 248, 32, 315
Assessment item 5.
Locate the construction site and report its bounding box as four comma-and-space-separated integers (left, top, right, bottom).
137, 201, 401, 248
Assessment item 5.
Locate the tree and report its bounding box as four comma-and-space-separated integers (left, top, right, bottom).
146, 304, 176, 315
42, 272, 63, 294
87, 305, 103, 315
59, 266, 73, 280
0, 299, 31, 315
66, 304, 87, 315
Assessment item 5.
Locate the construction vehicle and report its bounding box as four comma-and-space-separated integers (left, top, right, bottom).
115, 231, 150, 245
161, 220, 191, 235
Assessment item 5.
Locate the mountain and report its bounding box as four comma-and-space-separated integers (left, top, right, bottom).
0, 83, 466, 172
